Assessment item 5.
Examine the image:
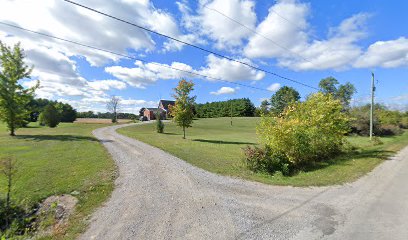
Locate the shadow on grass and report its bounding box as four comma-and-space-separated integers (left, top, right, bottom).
162, 132, 179, 136
15, 134, 98, 142
300, 149, 395, 173
192, 139, 256, 145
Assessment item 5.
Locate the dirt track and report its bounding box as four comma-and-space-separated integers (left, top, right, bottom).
80, 123, 408, 240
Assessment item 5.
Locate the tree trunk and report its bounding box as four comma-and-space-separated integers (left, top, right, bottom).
183, 126, 186, 139
6, 173, 11, 209
10, 124, 15, 136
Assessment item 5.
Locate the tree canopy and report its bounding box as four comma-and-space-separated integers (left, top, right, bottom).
318, 77, 356, 109
270, 86, 300, 115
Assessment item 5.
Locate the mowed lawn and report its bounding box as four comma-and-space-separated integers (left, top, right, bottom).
0, 122, 116, 239
119, 117, 408, 186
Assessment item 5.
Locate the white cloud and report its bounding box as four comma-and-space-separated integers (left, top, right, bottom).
88, 80, 127, 91
244, 0, 309, 58
210, 86, 236, 95
105, 54, 265, 88
0, 0, 191, 66
198, 54, 265, 81
243, 0, 370, 70
267, 83, 281, 92
177, 0, 256, 50
354, 37, 408, 68
105, 60, 195, 88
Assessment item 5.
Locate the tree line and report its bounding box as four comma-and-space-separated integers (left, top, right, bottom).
77, 111, 137, 120
194, 98, 256, 118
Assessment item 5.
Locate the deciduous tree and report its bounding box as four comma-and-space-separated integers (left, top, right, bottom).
107, 96, 121, 123
0, 42, 38, 136
169, 79, 196, 139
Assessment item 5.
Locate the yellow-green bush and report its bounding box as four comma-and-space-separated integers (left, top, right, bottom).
256, 93, 350, 169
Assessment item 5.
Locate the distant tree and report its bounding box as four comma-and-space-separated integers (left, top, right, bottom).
168, 79, 196, 139
41, 104, 61, 128
139, 107, 146, 117
107, 96, 121, 123
259, 100, 270, 115
270, 86, 300, 115
55, 102, 77, 122
0, 42, 38, 136
319, 77, 356, 109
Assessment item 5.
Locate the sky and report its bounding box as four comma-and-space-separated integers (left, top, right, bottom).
0, 0, 407, 113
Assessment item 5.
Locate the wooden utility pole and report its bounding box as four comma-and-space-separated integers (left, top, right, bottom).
370, 72, 375, 140
230, 100, 233, 126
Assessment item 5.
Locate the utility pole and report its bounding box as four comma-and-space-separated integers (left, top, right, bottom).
370, 72, 375, 140
230, 100, 233, 126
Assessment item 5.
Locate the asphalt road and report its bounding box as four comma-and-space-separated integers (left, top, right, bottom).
80, 123, 408, 240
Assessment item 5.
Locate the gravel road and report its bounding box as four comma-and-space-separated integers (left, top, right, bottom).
80, 123, 408, 240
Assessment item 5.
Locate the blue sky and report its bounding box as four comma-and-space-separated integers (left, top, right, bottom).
0, 0, 407, 113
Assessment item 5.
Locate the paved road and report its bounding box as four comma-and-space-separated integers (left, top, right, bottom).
80, 123, 408, 240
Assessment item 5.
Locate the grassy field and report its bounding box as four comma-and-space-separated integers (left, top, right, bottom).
0, 122, 116, 239
118, 117, 408, 186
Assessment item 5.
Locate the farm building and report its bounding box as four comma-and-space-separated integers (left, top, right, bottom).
143, 100, 175, 120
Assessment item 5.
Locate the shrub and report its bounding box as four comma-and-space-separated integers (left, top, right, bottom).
256, 93, 350, 170
378, 124, 403, 136
156, 112, 164, 133
242, 145, 290, 175
41, 105, 61, 128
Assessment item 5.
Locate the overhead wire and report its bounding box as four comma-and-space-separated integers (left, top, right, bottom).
0, 21, 273, 92
61, 0, 319, 90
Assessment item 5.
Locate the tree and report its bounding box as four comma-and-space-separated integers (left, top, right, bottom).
107, 96, 121, 123
0, 42, 38, 136
41, 104, 61, 128
168, 79, 196, 139
319, 77, 356, 109
259, 99, 270, 115
55, 102, 77, 122
270, 86, 300, 115
139, 107, 146, 117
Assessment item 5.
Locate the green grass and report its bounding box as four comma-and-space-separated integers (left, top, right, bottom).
0, 122, 116, 239
118, 117, 408, 186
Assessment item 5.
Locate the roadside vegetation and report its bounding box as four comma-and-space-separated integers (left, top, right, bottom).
119, 117, 408, 186
0, 122, 115, 239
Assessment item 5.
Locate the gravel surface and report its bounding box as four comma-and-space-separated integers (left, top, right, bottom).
80, 123, 408, 240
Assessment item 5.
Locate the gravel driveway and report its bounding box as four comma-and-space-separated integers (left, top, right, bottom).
80, 123, 408, 240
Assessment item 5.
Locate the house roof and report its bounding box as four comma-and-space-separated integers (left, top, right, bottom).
160, 100, 175, 110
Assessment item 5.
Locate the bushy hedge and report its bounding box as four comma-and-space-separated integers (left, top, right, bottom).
249, 93, 350, 174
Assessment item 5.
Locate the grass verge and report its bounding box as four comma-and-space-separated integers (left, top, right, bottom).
118, 117, 408, 186
0, 122, 116, 239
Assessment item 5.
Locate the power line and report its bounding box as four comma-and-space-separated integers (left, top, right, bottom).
0, 21, 273, 93
61, 0, 319, 90
201, 4, 316, 66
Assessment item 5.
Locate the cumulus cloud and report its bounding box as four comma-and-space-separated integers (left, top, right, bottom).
243, 0, 370, 70
105, 54, 265, 88
267, 83, 281, 92
210, 86, 236, 95
88, 80, 127, 91
105, 60, 195, 88
0, 0, 192, 66
354, 37, 408, 68
198, 54, 265, 81
177, 0, 256, 50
